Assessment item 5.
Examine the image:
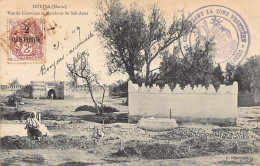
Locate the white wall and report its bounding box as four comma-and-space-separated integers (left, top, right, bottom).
128, 81, 238, 119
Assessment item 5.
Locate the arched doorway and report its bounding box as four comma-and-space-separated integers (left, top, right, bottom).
48, 89, 56, 99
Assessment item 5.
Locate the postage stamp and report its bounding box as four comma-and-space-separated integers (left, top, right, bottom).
179, 5, 250, 68
8, 18, 45, 63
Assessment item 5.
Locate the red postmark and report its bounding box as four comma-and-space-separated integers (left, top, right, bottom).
9, 19, 45, 63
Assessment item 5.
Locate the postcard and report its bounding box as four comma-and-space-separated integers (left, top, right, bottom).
0, 0, 259, 165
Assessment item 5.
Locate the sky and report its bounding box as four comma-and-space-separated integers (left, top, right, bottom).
0, 0, 259, 85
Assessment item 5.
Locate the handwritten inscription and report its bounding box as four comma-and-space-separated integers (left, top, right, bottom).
38, 29, 94, 79
53, 27, 81, 51
69, 31, 93, 54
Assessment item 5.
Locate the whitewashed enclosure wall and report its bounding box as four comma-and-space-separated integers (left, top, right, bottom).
128, 81, 238, 119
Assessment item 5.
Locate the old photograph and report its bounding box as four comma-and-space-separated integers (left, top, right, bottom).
0, 0, 260, 165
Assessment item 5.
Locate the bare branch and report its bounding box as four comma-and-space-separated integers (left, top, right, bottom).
66, 51, 106, 115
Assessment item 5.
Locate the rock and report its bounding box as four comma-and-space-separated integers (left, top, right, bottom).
107, 136, 115, 140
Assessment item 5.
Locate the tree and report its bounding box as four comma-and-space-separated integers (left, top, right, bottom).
231, 56, 260, 93
233, 56, 260, 104
95, 0, 193, 85
7, 94, 22, 107
212, 64, 224, 83
233, 65, 250, 92
159, 47, 181, 86
211, 64, 225, 90
159, 41, 216, 89
66, 51, 106, 115
224, 63, 235, 85
242, 56, 260, 93
9, 78, 19, 86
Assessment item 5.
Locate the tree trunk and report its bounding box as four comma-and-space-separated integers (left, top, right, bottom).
87, 82, 102, 115
128, 70, 138, 84
145, 62, 150, 86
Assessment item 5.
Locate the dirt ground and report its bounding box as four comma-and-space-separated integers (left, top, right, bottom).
1, 97, 260, 166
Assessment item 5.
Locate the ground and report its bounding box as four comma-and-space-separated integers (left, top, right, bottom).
0, 97, 260, 166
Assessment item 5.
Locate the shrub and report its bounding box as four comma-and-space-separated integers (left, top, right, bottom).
7, 94, 22, 106
75, 105, 119, 113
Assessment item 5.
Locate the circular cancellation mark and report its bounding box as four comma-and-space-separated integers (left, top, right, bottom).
179, 5, 250, 72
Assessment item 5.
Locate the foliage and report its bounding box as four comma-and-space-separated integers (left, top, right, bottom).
224, 63, 235, 85
95, 0, 194, 85
75, 105, 119, 113
66, 51, 106, 115
160, 54, 260, 93
222, 56, 260, 93
233, 56, 260, 93
212, 64, 225, 90
9, 78, 19, 86
159, 41, 225, 90
109, 80, 128, 97
95, 0, 259, 96
7, 94, 22, 106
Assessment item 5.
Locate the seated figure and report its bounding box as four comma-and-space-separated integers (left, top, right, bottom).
25, 111, 42, 140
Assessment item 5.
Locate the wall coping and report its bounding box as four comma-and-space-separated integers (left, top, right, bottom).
128, 81, 238, 94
